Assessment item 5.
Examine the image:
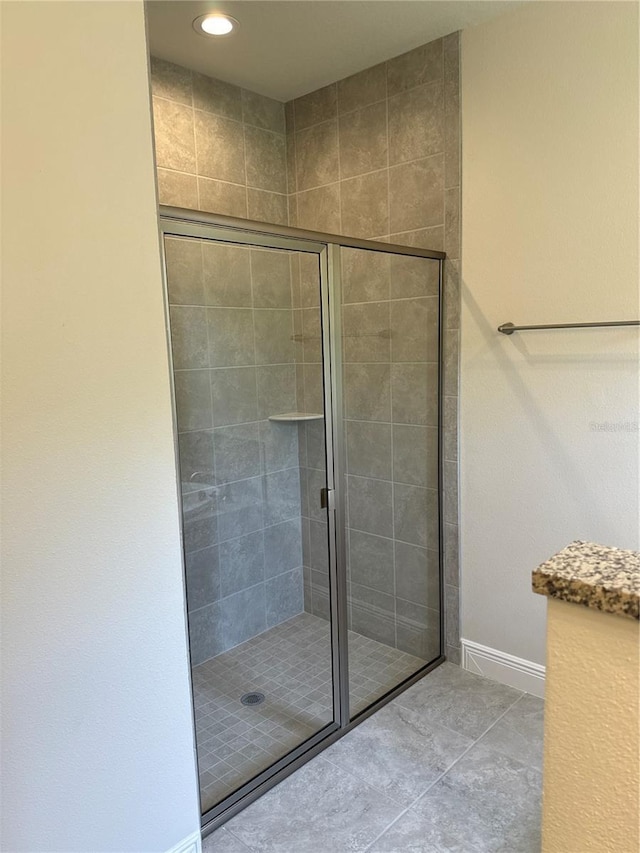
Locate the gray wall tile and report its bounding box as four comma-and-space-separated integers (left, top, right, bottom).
395, 541, 439, 609
247, 189, 288, 226
219, 530, 265, 597
254, 309, 294, 365
338, 102, 387, 179
264, 468, 301, 526
344, 364, 391, 422
387, 39, 443, 96
296, 184, 341, 233
389, 155, 444, 232
342, 302, 391, 363
341, 170, 389, 239
391, 363, 438, 426
390, 297, 439, 362
251, 250, 292, 308
202, 242, 252, 307
157, 169, 199, 209
210, 367, 258, 427
294, 84, 337, 130
349, 530, 394, 594
214, 423, 262, 484
216, 477, 263, 541
389, 254, 439, 300
242, 88, 285, 133
348, 475, 393, 538
296, 120, 339, 190
256, 365, 297, 419
207, 307, 255, 367
388, 82, 443, 165
220, 585, 267, 650
245, 126, 287, 193
170, 305, 209, 369
260, 420, 299, 472
150, 56, 192, 104
165, 237, 204, 305
178, 430, 214, 484
175, 369, 213, 432
185, 546, 220, 611
195, 111, 245, 183
337, 63, 387, 114
394, 484, 438, 549
341, 247, 390, 304
264, 518, 303, 578
346, 420, 392, 480
393, 424, 437, 488
266, 569, 303, 627
153, 97, 195, 172
192, 73, 242, 120
198, 178, 248, 218
188, 601, 223, 665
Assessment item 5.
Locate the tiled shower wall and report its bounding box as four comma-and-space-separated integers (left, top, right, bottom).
150, 32, 461, 662
285, 35, 461, 662
165, 235, 305, 664
150, 56, 289, 225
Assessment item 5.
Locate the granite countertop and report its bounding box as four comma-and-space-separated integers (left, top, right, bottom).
532, 540, 640, 620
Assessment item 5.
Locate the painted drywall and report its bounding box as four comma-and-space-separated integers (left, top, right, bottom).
541, 598, 639, 852
1, 2, 200, 851
460, 1, 639, 668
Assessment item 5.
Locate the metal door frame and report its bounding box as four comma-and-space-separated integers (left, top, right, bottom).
157, 207, 446, 835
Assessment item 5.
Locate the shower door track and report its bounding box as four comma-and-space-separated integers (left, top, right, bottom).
158, 206, 447, 836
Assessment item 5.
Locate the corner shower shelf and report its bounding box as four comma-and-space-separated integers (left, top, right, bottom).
268, 412, 324, 423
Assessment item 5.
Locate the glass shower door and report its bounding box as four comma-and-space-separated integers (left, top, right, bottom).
339, 246, 442, 719
162, 230, 338, 817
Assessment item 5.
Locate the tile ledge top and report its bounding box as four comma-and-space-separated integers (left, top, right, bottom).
532, 540, 640, 621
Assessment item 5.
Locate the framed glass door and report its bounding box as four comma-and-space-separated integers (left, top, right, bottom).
159, 207, 446, 833
160, 219, 342, 823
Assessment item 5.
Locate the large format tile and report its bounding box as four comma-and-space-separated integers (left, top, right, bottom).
337, 62, 387, 114
245, 126, 287, 194
477, 694, 545, 770
388, 82, 444, 166
203, 827, 252, 853
387, 39, 443, 96
152, 97, 196, 172
225, 757, 404, 853
165, 236, 204, 305
341, 247, 390, 304
324, 702, 472, 805
150, 56, 192, 105
295, 119, 339, 191
341, 170, 389, 239
339, 101, 388, 179
195, 111, 245, 183
370, 739, 542, 853
202, 242, 252, 307
394, 662, 522, 739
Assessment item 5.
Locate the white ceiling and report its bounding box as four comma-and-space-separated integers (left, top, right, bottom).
146, 1, 523, 101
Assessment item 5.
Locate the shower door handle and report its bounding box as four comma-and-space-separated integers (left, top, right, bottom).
320, 488, 335, 511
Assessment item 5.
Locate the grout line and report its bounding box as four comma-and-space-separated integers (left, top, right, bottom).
361, 691, 525, 852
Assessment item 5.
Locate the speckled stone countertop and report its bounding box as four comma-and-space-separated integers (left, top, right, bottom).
532, 540, 640, 620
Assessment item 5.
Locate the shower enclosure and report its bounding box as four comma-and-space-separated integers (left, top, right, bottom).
159, 205, 445, 831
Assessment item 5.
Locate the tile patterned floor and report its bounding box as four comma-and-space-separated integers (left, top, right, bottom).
194, 612, 426, 812
203, 663, 544, 852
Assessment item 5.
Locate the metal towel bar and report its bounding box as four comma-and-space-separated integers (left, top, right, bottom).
498, 320, 640, 335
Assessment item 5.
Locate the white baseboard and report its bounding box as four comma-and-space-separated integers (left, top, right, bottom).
461, 638, 545, 698
166, 830, 202, 853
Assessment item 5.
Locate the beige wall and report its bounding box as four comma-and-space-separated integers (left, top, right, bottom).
541, 599, 639, 852
0, 2, 199, 850
460, 2, 639, 670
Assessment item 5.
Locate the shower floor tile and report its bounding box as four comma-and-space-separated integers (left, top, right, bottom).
192, 612, 426, 813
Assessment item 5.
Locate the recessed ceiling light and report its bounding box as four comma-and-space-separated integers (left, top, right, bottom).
193, 13, 238, 37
